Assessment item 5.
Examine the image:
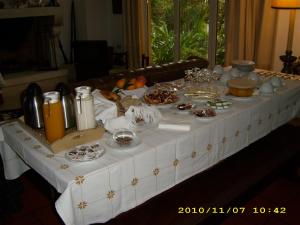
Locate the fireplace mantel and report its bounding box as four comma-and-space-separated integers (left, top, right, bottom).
0, 6, 62, 22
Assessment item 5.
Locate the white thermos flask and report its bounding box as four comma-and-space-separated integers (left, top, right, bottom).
74, 86, 96, 130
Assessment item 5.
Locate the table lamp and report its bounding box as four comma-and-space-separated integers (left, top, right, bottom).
271, 0, 300, 74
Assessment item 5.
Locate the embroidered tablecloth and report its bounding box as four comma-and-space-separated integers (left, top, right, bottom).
1, 78, 300, 225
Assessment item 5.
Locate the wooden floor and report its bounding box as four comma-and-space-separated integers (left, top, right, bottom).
0, 124, 299, 225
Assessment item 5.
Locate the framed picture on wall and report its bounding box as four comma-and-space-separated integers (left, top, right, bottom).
112, 0, 122, 14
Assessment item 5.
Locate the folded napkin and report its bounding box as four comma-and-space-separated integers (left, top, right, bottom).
158, 122, 191, 131
92, 89, 118, 124
125, 105, 161, 126
104, 105, 162, 133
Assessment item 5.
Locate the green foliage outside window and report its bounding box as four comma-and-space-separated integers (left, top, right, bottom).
150, 0, 225, 65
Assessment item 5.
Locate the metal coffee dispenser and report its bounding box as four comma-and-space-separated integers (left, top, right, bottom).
55, 83, 76, 129
22, 83, 44, 129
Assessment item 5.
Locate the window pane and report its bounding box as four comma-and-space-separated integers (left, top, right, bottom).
216, 0, 226, 65
179, 0, 209, 60
150, 0, 175, 64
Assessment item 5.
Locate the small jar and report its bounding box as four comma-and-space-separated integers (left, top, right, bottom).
43, 91, 65, 143
74, 86, 96, 130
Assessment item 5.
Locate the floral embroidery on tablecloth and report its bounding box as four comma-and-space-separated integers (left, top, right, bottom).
60, 164, 69, 170
16, 130, 23, 133
222, 137, 227, 144
268, 114, 272, 119
75, 176, 85, 185
191, 151, 196, 159
33, 144, 41, 149
247, 125, 251, 131
173, 159, 179, 167
46, 154, 54, 158
107, 190, 115, 200
258, 119, 262, 125
153, 168, 160, 176
207, 144, 212, 151
24, 137, 31, 141
131, 177, 138, 186
78, 201, 87, 209
235, 130, 240, 137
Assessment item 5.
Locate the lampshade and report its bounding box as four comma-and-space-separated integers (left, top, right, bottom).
271, 0, 300, 9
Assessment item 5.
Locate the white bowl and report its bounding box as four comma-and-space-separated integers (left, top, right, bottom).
260, 82, 274, 95
213, 65, 224, 75
270, 76, 282, 87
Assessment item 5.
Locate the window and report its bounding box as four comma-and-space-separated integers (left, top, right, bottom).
149, 0, 226, 66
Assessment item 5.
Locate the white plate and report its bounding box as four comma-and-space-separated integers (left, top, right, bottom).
105, 135, 142, 149
65, 143, 105, 162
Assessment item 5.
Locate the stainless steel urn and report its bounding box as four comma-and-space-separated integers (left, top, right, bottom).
55, 83, 76, 129
23, 83, 44, 129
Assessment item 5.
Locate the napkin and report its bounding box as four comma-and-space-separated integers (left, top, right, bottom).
158, 112, 192, 131
158, 122, 191, 131
125, 105, 161, 126
92, 89, 118, 124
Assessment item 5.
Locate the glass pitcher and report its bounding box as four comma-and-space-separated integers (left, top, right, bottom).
43, 91, 65, 143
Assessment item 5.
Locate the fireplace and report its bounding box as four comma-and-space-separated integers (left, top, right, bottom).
0, 7, 69, 111
0, 16, 57, 74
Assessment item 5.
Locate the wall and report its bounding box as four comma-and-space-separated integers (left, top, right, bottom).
272, 10, 300, 72
59, 0, 123, 64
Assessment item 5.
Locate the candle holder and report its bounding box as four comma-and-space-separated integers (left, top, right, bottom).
280, 50, 297, 74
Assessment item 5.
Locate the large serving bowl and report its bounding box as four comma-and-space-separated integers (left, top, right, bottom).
232, 60, 255, 72
227, 78, 257, 97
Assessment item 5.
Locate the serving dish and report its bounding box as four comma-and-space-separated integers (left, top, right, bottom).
192, 107, 216, 121
106, 129, 141, 149
227, 78, 257, 97
144, 87, 179, 105
65, 142, 105, 162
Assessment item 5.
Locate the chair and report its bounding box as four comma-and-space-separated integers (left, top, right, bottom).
72, 40, 111, 81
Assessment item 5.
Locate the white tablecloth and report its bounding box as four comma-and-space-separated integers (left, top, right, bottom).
1, 79, 300, 225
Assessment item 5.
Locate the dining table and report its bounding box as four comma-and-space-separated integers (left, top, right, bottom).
1, 71, 300, 225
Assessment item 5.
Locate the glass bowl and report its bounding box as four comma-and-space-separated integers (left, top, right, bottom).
112, 129, 136, 146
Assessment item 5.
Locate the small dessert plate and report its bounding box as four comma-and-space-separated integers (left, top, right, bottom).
192, 107, 216, 122
65, 143, 105, 162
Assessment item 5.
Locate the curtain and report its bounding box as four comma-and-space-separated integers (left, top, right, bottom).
225, 0, 278, 70
122, 0, 150, 69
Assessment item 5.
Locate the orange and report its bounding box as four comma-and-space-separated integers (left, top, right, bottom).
135, 80, 145, 88
126, 84, 136, 90
129, 78, 136, 85
116, 78, 126, 89
136, 75, 146, 84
